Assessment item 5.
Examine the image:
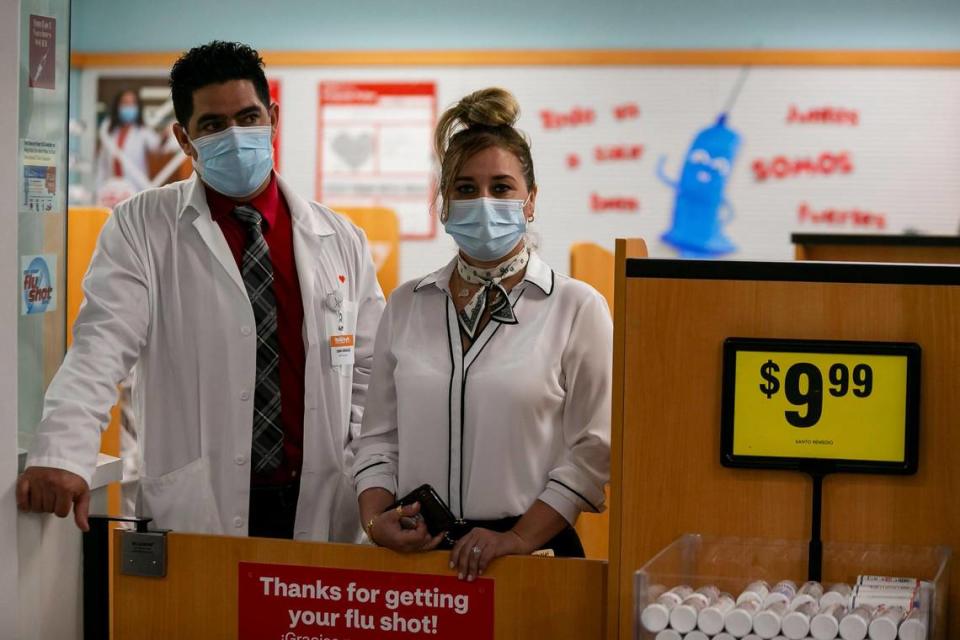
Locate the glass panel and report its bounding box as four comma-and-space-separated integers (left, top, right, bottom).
17, 0, 70, 449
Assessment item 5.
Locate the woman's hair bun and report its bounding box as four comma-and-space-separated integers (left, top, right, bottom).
435, 87, 520, 158
457, 87, 520, 128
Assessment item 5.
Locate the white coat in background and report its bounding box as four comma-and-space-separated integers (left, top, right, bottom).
95, 119, 162, 193
27, 173, 385, 542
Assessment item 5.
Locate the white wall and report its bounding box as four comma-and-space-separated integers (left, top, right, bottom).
0, 0, 20, 631
78, 64, 960, 286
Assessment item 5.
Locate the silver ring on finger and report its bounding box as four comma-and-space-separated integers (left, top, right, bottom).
472, 545, 482, 556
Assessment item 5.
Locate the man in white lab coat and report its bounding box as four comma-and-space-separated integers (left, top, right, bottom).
16, 41, 385, 541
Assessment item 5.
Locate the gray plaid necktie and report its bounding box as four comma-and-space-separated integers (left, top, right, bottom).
233, 205, 284, 473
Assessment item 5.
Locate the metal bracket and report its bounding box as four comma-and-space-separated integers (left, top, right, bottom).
120, 529, 168, 578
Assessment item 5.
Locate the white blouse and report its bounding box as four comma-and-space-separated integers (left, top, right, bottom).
352, 252, 611, 524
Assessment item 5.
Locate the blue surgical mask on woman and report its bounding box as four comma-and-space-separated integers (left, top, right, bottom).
444, 196, 529, 261
117, 105, 139, 124
190, 125, 274, 199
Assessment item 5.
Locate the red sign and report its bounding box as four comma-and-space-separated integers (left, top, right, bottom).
238, 562, 494, 640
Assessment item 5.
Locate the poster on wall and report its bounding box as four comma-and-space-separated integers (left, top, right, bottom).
21, 254, 57, 316
27, 14, 56, 90
317, 82, 437, 239
19, 139, 58, 214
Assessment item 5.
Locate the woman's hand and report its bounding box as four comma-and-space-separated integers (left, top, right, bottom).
449, 527, 534, 582
368, 502, 444, 553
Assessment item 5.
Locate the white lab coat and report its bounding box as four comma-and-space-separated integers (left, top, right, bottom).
95, 120, 162, 192
27, 173, 385, 542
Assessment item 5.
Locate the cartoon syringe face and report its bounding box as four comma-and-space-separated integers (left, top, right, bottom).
658, 114, 741, 257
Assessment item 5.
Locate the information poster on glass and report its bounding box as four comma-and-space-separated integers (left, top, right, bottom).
17, 0, 70, 445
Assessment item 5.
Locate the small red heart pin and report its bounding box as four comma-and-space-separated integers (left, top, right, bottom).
338, 275, 346, 283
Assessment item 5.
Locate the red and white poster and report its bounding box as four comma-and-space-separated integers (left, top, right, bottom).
317, 82, 437, 239
238, 562, 494, 640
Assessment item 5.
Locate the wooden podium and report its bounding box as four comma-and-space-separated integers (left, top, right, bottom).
607, 241, 960, 639
793, 232, 960, 264
110, 532, 606, 638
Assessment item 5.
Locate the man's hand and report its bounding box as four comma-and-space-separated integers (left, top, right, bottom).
16, 466, 91, 531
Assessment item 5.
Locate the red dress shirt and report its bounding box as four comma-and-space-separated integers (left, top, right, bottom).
205, 174, 305, 486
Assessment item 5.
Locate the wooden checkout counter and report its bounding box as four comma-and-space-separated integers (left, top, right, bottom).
80, 236, 958, 639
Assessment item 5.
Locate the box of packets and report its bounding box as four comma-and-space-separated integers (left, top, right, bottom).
634, 534, 950, 640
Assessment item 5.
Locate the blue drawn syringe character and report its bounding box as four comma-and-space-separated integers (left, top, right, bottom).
658, 113, 741, 257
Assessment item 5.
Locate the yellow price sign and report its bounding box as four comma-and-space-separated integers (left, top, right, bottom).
721, 338, 920, 474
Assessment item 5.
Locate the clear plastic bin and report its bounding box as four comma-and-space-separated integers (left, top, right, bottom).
634, 533, 950, 640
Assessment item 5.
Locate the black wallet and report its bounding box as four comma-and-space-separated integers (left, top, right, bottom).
386, 484, 457, 536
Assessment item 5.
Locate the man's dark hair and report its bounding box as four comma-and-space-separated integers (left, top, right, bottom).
169, 41, 270, 126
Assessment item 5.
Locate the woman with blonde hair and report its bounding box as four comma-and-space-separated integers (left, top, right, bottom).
353, 88, 611, 581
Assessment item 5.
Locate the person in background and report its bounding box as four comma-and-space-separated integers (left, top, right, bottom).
95, 88, 164, 199
353, 87, 611, 580
18, 41, 384, 542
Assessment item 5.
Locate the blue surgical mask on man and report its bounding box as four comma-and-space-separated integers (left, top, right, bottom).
190, 125, 274, 199
117, 105, 139, 125
444, 196, 529, 261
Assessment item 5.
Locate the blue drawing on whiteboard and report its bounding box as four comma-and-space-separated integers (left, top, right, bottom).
657, 114, 741, 258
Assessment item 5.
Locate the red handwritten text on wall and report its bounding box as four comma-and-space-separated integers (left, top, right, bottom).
798, 202, 886, 230
540, 107, 596, 130
591, 193, 639, 213
787, 105, 859, 126
595, 144, 644, 162
613, 103, 641, 120
752, 152, 853, 182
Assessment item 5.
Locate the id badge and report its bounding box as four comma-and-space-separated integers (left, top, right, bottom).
325, 292, 356, 368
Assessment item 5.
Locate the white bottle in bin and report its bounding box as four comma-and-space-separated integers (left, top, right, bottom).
868, 605, 906, 640
851, 591, 916, 610
654, 630, 681, 640
669, 586, 719, 633
781, 598, 819, 639
698, 592, 735, 634
726, 597, 763, 637
754, 600, 788, 639
738, 580, 771, 605
763, 580, 798, 608
685, 631, 709, 640
838, 604, 874, 640
819, 584, 852, 608
640, 585, 693, 632
857, 575, 918, 587
810, 603, 846, 640
898, 608, 927, 640
715, 633, 737, 640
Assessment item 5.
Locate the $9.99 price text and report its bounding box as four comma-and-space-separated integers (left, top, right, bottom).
732, 351, 908, 462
